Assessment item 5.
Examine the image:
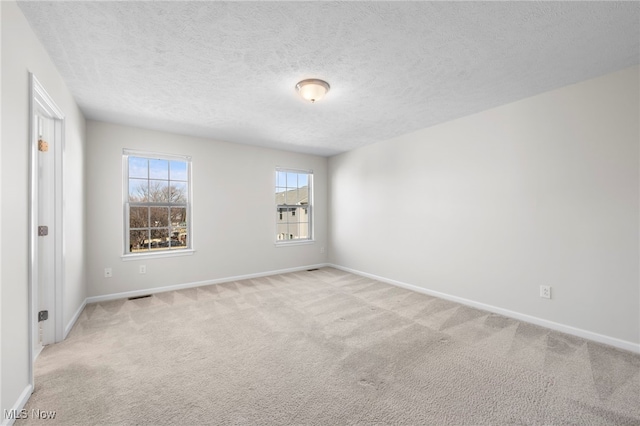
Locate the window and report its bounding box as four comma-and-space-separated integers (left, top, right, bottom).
275, 168, 312, 243
123, 150, 191, 255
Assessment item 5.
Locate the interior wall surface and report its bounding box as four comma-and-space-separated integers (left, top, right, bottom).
328, 66, 639, 347
86, 120, 328, 298
1, 0, 87, 419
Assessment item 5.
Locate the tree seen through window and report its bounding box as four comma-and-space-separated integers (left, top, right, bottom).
125, 153, 191, 254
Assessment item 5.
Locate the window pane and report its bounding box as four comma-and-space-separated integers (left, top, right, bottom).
170, 226, 187, 248
286, 172, 298, 189
298, 174, 308, 187
149, 180, 169, 202
150, 207, 169, 227
298, 222, 309, 239
276, 187, 309, 206
150, 228, 169, 249
287, 188, 306, 205
291, 222, 309, 239
170, 161, 188, 181
170, 207, 187, 248
277, 223, 289, 240
275, 188, 287, 204
276, 171, 287, 188
280, 189, 294, 205
130, 229, 149, 252
130, 206, 149, 228
170, 182, 188, 203
299, 187, 309, 204
129, 157, 148, 179
170, 207, 187, 225
129, 179, 148, 201
149, 159, 169, 180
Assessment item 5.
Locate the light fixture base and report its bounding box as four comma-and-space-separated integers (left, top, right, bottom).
296, 79, 330, 103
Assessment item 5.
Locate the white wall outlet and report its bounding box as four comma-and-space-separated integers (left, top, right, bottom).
139, 265, 146, 274
540, 285, 551, 299
320, 247, 325, 254
104, 268, 112, 278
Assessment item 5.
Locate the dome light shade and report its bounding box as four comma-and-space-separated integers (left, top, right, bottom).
296, 79, 330, 103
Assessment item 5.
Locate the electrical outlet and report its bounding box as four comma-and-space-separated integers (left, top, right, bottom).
320, 247, 325, 254
540, 285, 551, 299
139, 265, 146, 274
104, 268, 112, 278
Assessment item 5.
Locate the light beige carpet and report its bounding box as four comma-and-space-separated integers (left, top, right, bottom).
18, 268, 640, 425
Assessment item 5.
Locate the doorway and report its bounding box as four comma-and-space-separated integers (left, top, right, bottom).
29, 74, 65, 386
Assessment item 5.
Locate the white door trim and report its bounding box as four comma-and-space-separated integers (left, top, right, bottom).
29, 74, 65, 387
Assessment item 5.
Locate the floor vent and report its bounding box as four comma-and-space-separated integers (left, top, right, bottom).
128, 294, 152, 300
307, 268, 319, 272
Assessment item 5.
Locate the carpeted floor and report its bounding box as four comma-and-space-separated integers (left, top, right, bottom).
18, 267, 640, 425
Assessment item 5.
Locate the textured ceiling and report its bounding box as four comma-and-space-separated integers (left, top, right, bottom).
17, 1, 640, 156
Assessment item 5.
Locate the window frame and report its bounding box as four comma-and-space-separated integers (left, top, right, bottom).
275, 167, 314, 246
122, 149, 194, 259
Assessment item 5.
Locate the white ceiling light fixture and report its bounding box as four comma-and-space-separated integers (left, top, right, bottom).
296, 79, 330, 103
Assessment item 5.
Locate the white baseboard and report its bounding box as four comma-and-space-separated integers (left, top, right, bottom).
1, 385, 32, 426
86, 263, 329, 304
328, 264, 640, 354
64, 299, 87, 339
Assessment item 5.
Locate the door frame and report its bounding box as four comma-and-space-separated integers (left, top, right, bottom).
28, 73, 65, 386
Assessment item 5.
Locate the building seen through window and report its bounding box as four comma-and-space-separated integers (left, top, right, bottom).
276, 169, 312, 242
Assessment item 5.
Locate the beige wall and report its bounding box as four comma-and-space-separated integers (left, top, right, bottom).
329, 66, 640, 348
1, 1, 87, 418
86, 121, 327, 298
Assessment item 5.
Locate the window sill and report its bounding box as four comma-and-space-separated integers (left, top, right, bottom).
274, 240, 315, 247
121, 249, 195, 261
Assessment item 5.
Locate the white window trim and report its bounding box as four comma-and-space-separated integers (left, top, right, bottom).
274, 240, 315, 247
122, 149, 194, 259
275, 167, 314, 246
121, 249, 195, 261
